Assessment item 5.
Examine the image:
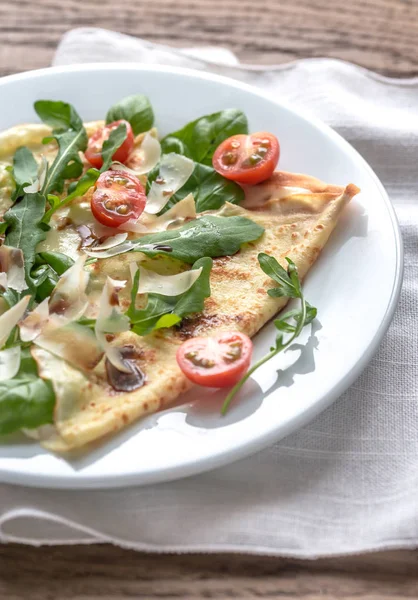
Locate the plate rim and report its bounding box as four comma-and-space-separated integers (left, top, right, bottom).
0, 63, 404, 489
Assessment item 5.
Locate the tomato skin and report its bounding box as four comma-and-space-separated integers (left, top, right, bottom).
176, 332, 253, 388
212, 132, 280, 185
85, 120, 134, 169
91, 170, 146, 228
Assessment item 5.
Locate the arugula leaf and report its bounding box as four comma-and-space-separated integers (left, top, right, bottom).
38, 251, 74, 275
173, 257, 212, 317
34, 100, 83, 133
221, 255, 317, 415
106, 94, 154, 135
133, 215, 264, 263
128, 257, 212, 335
43, 168, 100, 223
0, 348, 55, 435
4, 193, 47, 290
31, 264, 58, 302
11, 147, 38, 200
41, 128, 87, 195
147, 161, 244, 213
258, 253, 300, 299
161, 109, 248, 166
31, 251, 75, 302
100, 122, 127, 172
129, 294, 177, 336
34, 101, 87, 195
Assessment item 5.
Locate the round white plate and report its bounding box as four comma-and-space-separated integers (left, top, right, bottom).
0, 64, 402, 489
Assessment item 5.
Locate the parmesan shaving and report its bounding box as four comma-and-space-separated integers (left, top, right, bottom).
0, 246, 26, 292
120, 194, 196, 234
19, 297, 50, 342
145, 153, 194, 214
34, 321, 103, 372
85, 232, 128, 253
48, 256, 89, 321
0, 346, 21, 381
0, 295, 30, 348
95, 277, 131, 373
111, 132, 161, 176
133, 264, 202, 296
83, 240, 134, 259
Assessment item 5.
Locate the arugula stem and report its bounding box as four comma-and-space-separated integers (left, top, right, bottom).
221, 294, 307, 415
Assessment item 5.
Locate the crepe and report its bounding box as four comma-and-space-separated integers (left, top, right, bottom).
33, 177, 358, 451
0, 121, 359, 452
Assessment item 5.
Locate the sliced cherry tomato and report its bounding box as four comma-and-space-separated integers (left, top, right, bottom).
91, 170, 146, 228
212, 132, 280, 185
85, 120, 134, 169
176, 332, 253, 388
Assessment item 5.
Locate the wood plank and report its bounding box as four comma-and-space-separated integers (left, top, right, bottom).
0, 545, 418, 599
0, 0, 418, 76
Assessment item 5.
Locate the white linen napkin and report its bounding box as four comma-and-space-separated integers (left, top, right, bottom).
1, 28, 418, 557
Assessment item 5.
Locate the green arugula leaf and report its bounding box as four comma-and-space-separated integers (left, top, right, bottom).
130, 295, 177, 336
128, 257, 212, 335
106, 94, 154, 135
173, 257, 212, 317
43, 168, 100, 223
1, 287, 19, 309
133, 215, 264, 263
37, 251, 74, 275
100, 122, 127, 172
221, 255, 317, 415
4, 193, 47, 290
31, 264, 58, 302
11, 147, 38, 200
258, 253, 300, 299
161, 109, 248, 166
0, 348, 55, 435
147, 161, 244, 213
34, 100, 83, 133
34, 101, 87, 195
41, 128, 87, 195
31, 251, 75, 302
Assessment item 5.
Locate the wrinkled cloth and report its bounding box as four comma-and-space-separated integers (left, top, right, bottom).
1, 28, 417, 557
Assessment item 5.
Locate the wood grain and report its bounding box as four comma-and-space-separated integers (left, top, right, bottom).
1, 0, 418, 598
0, 0, 418, 77
0, 545, 418, 599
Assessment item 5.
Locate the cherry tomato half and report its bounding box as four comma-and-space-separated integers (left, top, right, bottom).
212, 132, 280, 185
176, 332, 253, 388
91, 170, 146, 228
85, 120, 134, 169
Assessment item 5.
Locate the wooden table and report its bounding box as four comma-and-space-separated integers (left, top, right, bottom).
1, 0, 418, 598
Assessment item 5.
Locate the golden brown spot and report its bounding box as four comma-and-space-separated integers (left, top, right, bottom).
122, 414, 129, 424
291, 223, 297, 229
315, 224, 324, 230
109, 290, 119, 307
257, 288, 265, 294
143, 402, 148, 411
291, 232, 299, 239
106, 334, 115, 343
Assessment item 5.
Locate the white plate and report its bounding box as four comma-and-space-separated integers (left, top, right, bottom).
0, 64, 402, 489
